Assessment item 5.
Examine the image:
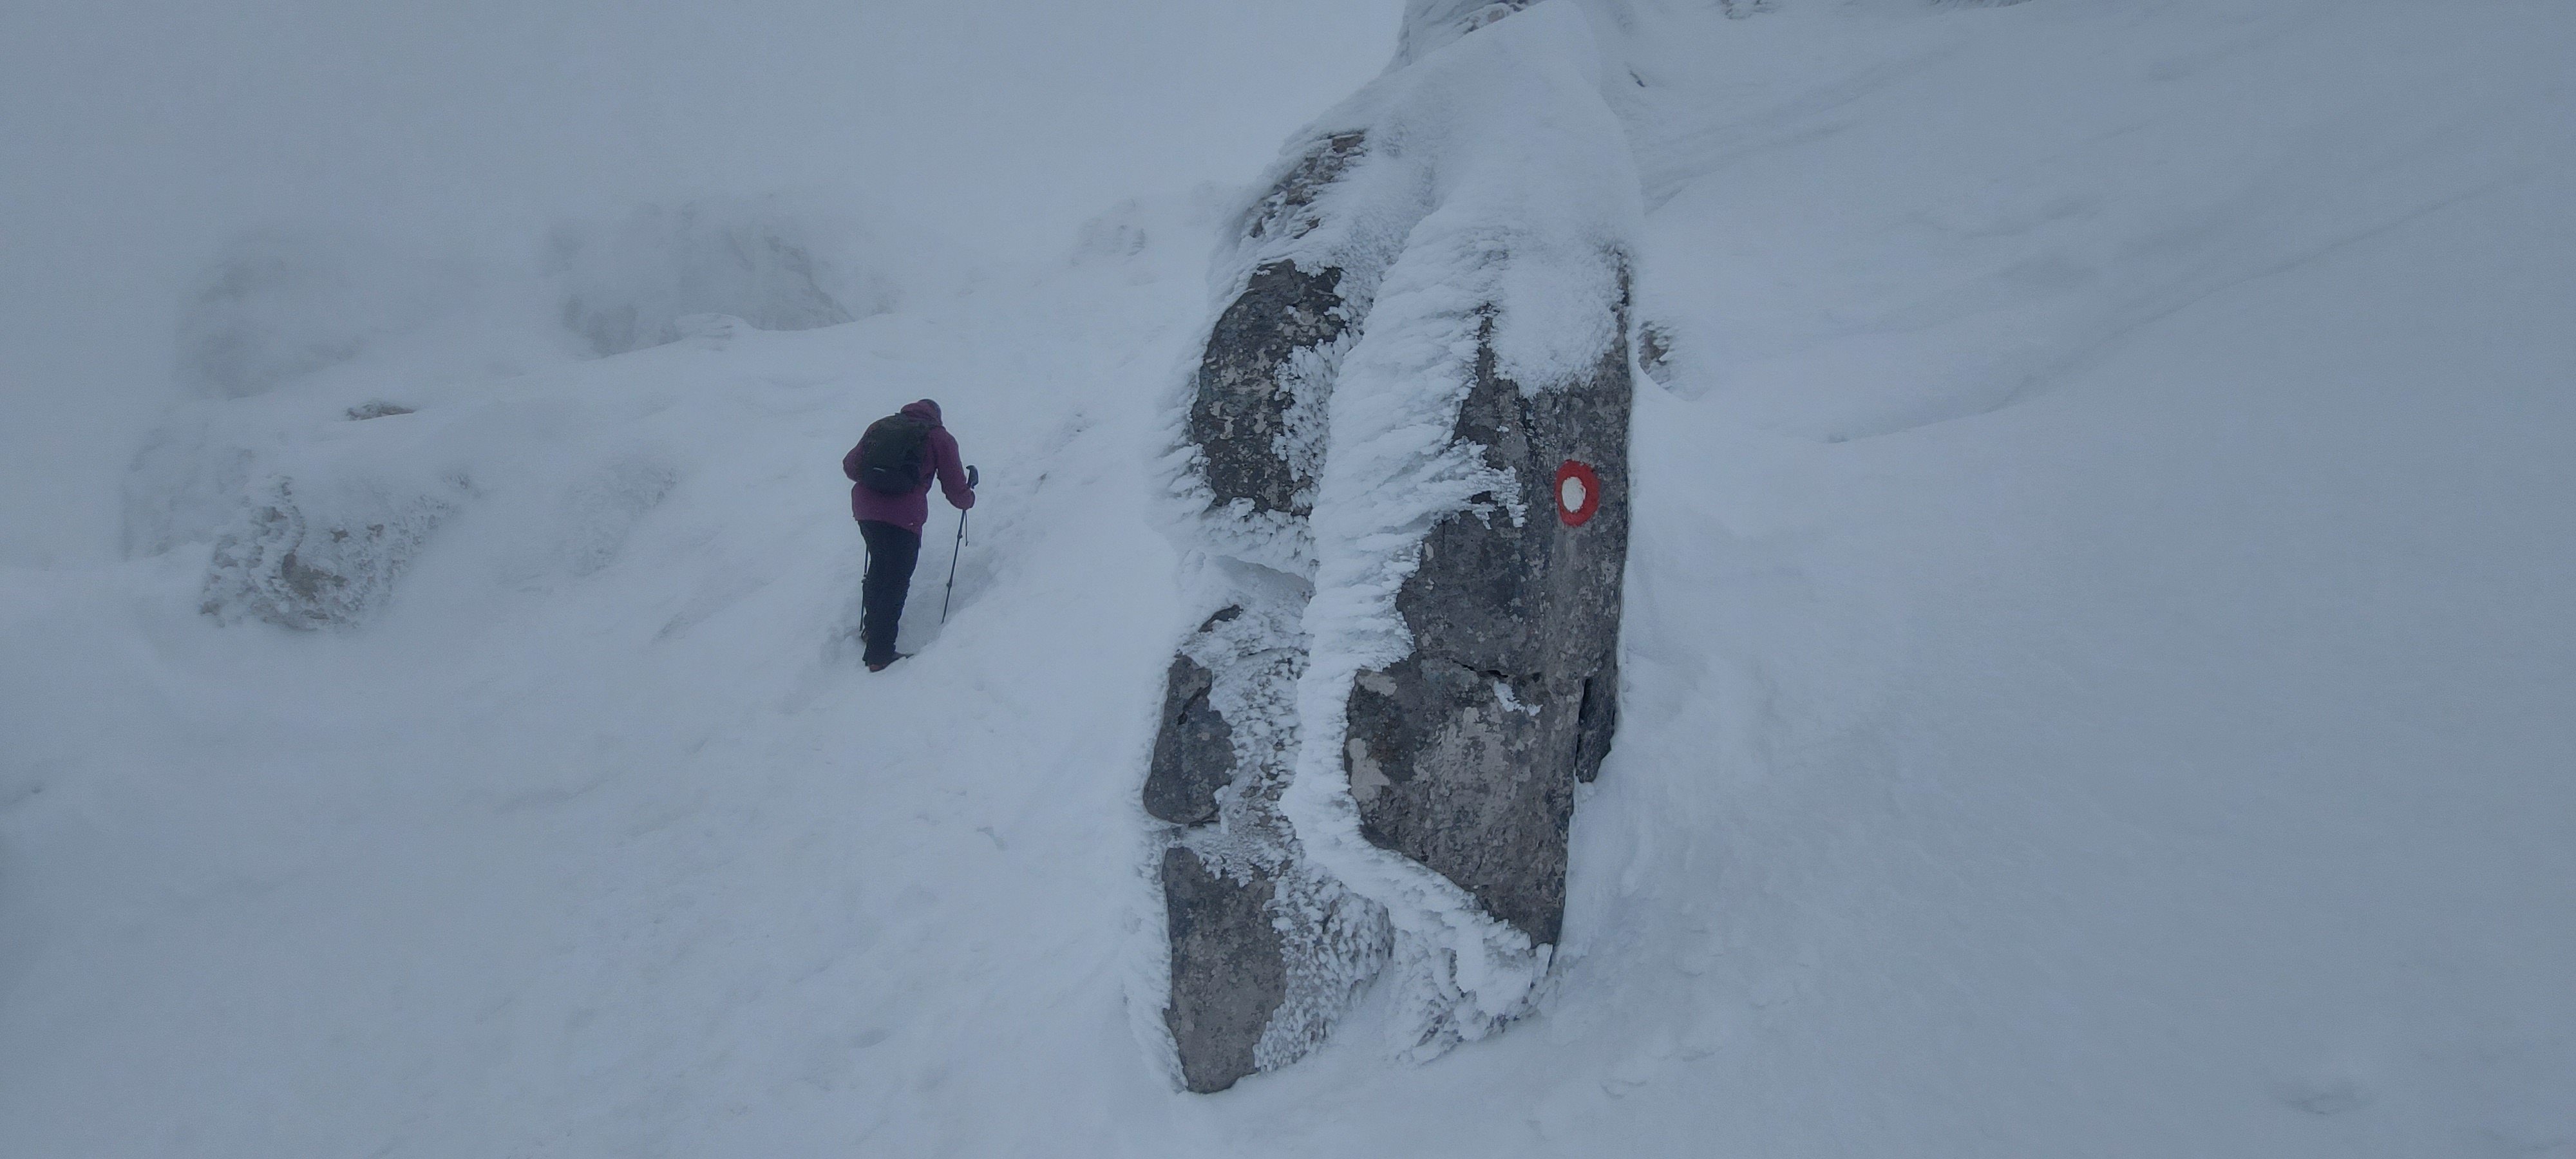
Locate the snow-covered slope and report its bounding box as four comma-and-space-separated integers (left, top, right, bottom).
0, 194, 1224, 1155
5, 0, 2573, 1155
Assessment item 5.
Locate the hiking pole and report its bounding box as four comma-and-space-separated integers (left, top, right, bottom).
940, 511, 967, 623
940, 466, 976, 624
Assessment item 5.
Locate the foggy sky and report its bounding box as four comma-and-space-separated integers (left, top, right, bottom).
0, 0, 1396, 565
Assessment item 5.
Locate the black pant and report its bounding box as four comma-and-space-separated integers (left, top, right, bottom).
858, 520, 922, 665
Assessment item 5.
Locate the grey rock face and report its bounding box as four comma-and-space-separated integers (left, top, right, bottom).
1158, 847, 1285, 1094
1187, 261, 1350, 518
1144, 654, 1234, 825
1345, 311, 1630, 947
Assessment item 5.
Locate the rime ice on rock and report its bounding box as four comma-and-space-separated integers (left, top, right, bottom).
199, 475, 467, 630
1142, 0, 1640, 1091
1142, 572, 1390, 1093
1188, 261, 1352, 522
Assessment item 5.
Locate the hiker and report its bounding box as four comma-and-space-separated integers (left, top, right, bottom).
843, 399, 975, 672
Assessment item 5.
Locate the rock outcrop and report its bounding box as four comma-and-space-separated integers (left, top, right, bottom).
199, 474, 466, 630
1141, 0, 1640, 1092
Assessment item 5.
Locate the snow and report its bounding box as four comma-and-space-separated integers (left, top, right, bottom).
5, 0, 2575, 1154
1, 214, 1211, 1156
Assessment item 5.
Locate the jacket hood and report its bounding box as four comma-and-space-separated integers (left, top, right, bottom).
901, 399, 943, 426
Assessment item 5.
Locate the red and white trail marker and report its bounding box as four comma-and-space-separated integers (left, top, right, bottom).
1555, 460, 1600, 527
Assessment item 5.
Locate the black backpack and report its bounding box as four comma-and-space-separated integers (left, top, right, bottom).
852, 413, 934, 495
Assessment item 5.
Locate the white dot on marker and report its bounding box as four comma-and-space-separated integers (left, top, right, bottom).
1560, 475, 1587, 513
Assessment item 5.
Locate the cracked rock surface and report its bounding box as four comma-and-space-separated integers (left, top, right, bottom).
1345, 317, 1630, 947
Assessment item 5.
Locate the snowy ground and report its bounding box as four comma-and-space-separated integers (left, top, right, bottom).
5, 1, 2574, 1155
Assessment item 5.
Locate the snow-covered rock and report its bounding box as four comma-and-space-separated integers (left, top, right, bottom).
1144, 0, 1639, 1089
198, 472, 465, 630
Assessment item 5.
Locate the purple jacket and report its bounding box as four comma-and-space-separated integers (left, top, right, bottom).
845, 399, 974, 535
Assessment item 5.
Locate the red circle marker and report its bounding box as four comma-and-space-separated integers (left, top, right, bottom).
1555, 460, 1601, 527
